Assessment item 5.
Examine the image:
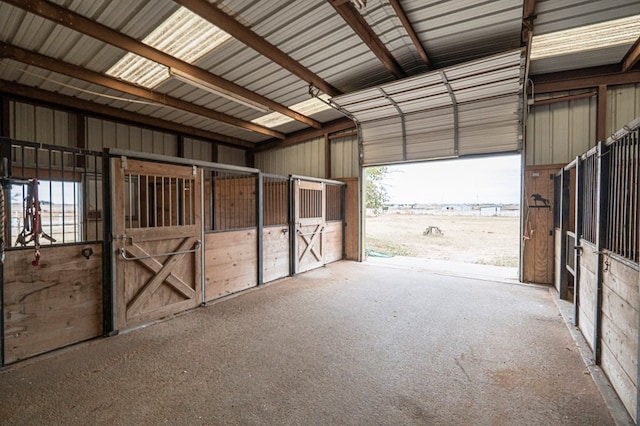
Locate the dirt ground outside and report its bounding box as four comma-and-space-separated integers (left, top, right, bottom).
365, 212, 520, 267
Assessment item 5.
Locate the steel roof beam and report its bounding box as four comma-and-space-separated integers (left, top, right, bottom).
388, 0, 432, 70
2, 0, 322, 130
173, 0, 341, 97
0, 80, 253, 149
531, 64, 640, 93
253, 117, 355, 153
327, 0, 406, 79
522, 0, 537, 44
622, 36, 640, 73
0, 42, 285, 140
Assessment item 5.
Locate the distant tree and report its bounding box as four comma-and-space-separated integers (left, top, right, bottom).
365, 166, 389, 214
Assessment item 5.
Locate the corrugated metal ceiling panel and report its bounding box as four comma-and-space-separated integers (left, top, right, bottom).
0, 0, 529, 150
401, 0, 523, 68
533, 0, 640, 35
530, 0, 639, 75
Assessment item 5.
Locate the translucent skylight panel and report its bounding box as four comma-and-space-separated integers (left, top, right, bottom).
530, 15, 640, 60
252, 95, 332, 128
106, 7, 231, 88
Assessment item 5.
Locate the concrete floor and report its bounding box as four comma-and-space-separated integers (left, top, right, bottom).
0, 260, 629, 425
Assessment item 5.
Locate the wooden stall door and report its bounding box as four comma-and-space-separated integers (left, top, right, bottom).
294, 180, 325, 273
113, 158, 202, 330
522, 165, 558, 284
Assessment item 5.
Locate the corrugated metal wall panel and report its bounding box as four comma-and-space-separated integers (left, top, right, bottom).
218, 145, 248, 167
9, 101, 74, 146
182, 137, 213, 162
85, 117, 178, 155
608, 83, 640, 134
330, 134, 359, 178
525, 93, 596, 166
254, 138, 325, 177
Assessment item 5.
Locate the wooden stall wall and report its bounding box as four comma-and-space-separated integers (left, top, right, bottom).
577, 241, 598, 351
204, 230, 258, 301
262, 176, 290, 283
600, 256, 639, 421
263, 226, 290, 284
522, 165, 558, 284
324, 221, 343, 264
3, 244, 103, 364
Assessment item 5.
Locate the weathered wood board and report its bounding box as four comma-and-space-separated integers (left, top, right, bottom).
600, 256, 639, 422
523, 164, 560, 284
3, 244, 103, 364
263, 225, 290, 283
577, 243, 597, 350
205, 230, 258, 301
335, 177, 359, 261
324, 221, 343, 264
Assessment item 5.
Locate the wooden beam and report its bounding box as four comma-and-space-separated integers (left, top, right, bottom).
522, 0, 536, 44
597, 85, 607, 143
324, 133, 331, 178
388, 0, 432, 69
0, 95, 9, 137
622, 36, 640, 73
253, 117, 355, 153
173, 0, 341, 97
327, 0, 406, 79
531, 91, 596, 107
3, 0, 322, 130
0, 80, 254, 149
531, 65, 640, 93
0, 42, 285, 140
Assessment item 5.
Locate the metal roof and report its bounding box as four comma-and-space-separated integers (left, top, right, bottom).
530, 0, 640, 74
0, 0, 637, 150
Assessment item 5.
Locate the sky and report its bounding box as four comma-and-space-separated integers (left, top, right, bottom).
381, 154, 521, 205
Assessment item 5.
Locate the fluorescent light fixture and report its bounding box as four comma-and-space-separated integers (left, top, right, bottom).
106, 7, 232, 88
170, 68, 269, 113
252, 94, 332, 128
530, 15, 640, 60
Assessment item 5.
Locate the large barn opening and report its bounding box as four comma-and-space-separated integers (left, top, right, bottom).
364, 154, 521, 279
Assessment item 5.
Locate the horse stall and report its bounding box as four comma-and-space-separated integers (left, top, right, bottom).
292, 177, 345, 275
1, 139, 104, 365
1, 145, 349, 365
262, 174, 290, 284
553, 119, 639, 421
203, 166, 260, 301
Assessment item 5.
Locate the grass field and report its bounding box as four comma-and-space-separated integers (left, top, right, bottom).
365, 213, 520, 267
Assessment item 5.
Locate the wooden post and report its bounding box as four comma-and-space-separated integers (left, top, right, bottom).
597, 85, 607, 143
0, 95, 10, 138
325, 133, 331, 179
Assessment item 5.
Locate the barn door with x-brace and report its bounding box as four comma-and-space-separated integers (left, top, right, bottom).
113, 158, 202, 330
294, 179, 325, 274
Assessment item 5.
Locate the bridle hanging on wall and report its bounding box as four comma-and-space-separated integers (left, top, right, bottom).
13, 178, 56, 266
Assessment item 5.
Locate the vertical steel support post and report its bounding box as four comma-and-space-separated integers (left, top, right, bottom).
256, 173, 264, 286
288, 177, 296, 276
593, 141, 608, 364
573, 156, 582, 327
102, 151, 117, 336
341, 183, 346, 259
